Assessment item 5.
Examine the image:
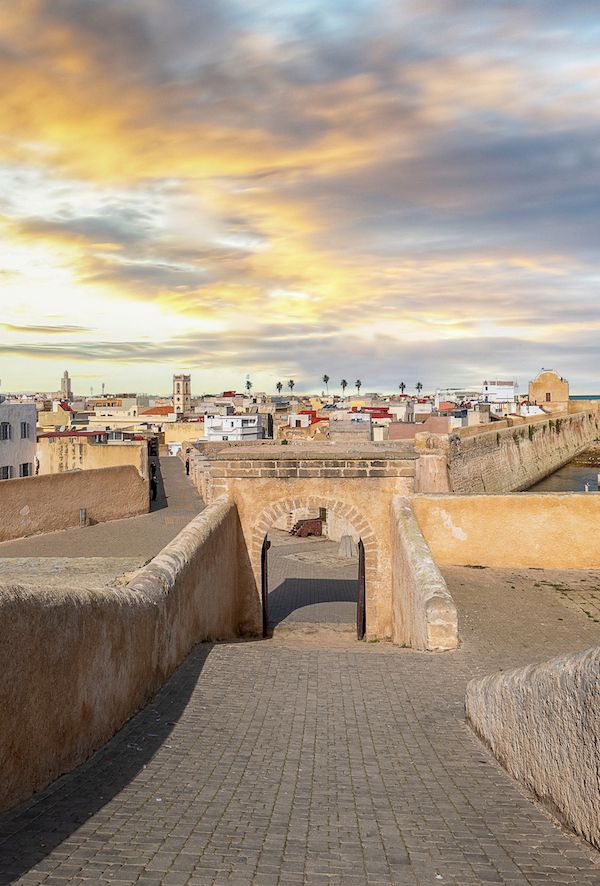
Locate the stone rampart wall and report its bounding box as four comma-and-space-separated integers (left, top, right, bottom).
0, 465, 149, 542
448, 411, 598, 493
37, 438, 148, 478
0, 495, 248, 814
390, 497, 458, 651
466, 645, 600, 850
412, 493, 600, 568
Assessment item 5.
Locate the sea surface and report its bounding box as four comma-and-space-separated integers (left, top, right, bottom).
528, 461, 600, 492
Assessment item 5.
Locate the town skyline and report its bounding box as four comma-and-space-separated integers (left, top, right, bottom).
2, 0, 600, 393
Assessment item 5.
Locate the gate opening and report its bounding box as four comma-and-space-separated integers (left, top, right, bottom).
261, 528, 366, 639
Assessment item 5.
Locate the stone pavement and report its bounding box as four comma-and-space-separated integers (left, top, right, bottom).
2, 553, 600, 885
0, 457, 204, 559
266, 530, 358, 626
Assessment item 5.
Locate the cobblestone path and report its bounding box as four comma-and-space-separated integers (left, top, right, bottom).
1, 531, 600, 883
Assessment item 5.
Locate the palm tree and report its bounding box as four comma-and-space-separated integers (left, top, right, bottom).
245, 379, 252, 393
288, 380, 295, 392
356, 380, 362, 394
323, 374, 329, 395
340, 379, 348, 396
276, 381, 283, 394
416, 382, 423, 395
399, 382, 406, 395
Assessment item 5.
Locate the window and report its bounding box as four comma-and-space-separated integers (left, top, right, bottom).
0, 422, 12, 441
0, 465, 13, 480
19, 462, 33, 477
21, 422, 30, 438
546, 392, 552, 402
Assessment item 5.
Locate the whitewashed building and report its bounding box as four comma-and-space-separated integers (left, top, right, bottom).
204, 414, 265, 441
0, 402, 37, 479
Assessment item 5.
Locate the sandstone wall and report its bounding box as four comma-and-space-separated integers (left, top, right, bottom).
0, 495, 248, 814
390, 497, 458, 651
448, 411, 598, 493
37, 438, 148, 478
412, 493, 600, 568
0, 466, 149, 542
466, 645, 600, 850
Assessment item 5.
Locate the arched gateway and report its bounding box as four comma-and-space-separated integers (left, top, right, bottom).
205, 445, 419, 640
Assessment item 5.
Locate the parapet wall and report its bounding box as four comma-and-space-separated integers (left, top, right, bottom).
448, 411, 598, 493
0, 465, 149, 542
466, 646, 600, 851
0, 495, 251, 814
412, 493, 600, 568
390, 497, 458, 651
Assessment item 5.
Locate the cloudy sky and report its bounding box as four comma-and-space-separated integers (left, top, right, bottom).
1, 0, 600, 396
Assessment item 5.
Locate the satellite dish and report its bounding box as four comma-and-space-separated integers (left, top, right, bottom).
59, 425, 66, 432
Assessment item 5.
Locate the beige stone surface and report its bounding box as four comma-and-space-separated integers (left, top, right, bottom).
466, 645, 600, 850
390, 496, 458, 651
37, 436, 148, 478
0, 494, 244, 814
413, 492, 600, 568
0, 465, 149, 542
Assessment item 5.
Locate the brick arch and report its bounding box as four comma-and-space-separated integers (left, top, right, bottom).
249, 494, 379, 596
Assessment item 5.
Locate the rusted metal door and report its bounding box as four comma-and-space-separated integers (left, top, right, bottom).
357, 538, 366, 640
261, 537, 271, 638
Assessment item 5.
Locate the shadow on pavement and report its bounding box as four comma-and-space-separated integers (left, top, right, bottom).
268, 576, 358, 625
0, 643, 215, 885
149, 458, 168, 512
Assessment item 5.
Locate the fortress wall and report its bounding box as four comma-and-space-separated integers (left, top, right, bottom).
0, 465, 149, 542
412, 493, 600, 568
390, 496, 458, 652
466, 645, 600, 851
448, 410, 598, 493
0, 495, 247, 814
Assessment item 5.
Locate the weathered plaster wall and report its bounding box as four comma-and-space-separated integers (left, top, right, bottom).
466, 645, 600, 850
207, 451, 417, 639
0, 466, 149, 542
390, 497, 458, 651
412, 493, 600, 568
0, 495, 248, 814
37, 437, 148, 478
448, 411, 598, 493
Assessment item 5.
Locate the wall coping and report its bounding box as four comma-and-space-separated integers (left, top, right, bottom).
209, 445, 418, 462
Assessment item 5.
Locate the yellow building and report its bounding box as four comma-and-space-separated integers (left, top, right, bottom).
528, 370, 569, 415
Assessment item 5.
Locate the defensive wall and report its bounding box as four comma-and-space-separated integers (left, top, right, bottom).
447, 410, 598, 493
0, 466, 149, 543
37, 436, 148, 478
466, 647, 600, 851
0, 495, 250, 814
411, 492, 600, 568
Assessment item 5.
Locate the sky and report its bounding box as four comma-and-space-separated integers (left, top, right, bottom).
1, 0, 600, 396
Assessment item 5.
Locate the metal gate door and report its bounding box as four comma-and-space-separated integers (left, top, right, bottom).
357, 538, 366, 640
261, 537, 271, 638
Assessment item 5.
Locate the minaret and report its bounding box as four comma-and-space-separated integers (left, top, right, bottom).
173, 373, 191, 414
61, 370, 72, 401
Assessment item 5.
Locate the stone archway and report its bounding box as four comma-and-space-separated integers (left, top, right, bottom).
250, 496, 379, 637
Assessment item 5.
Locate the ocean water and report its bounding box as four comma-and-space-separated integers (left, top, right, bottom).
528, 462, 600, 492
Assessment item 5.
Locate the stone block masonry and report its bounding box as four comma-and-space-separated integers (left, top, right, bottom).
448, 410, 599, 493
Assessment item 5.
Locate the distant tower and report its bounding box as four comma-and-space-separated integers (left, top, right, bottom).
173, 373, 191, 414
61, 370, 72, 401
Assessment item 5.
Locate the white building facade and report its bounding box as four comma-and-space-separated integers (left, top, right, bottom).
0, 402, 37, 479
204, 415, 265, 441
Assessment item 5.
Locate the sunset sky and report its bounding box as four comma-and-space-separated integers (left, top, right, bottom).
2, 0, 600, 396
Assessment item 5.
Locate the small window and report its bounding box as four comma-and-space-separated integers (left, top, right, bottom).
0, 465, 13, 480
19, 462, 33, 477
546, 392, 552, 402
0, 422, 12, 441
21, 422, 30, 438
